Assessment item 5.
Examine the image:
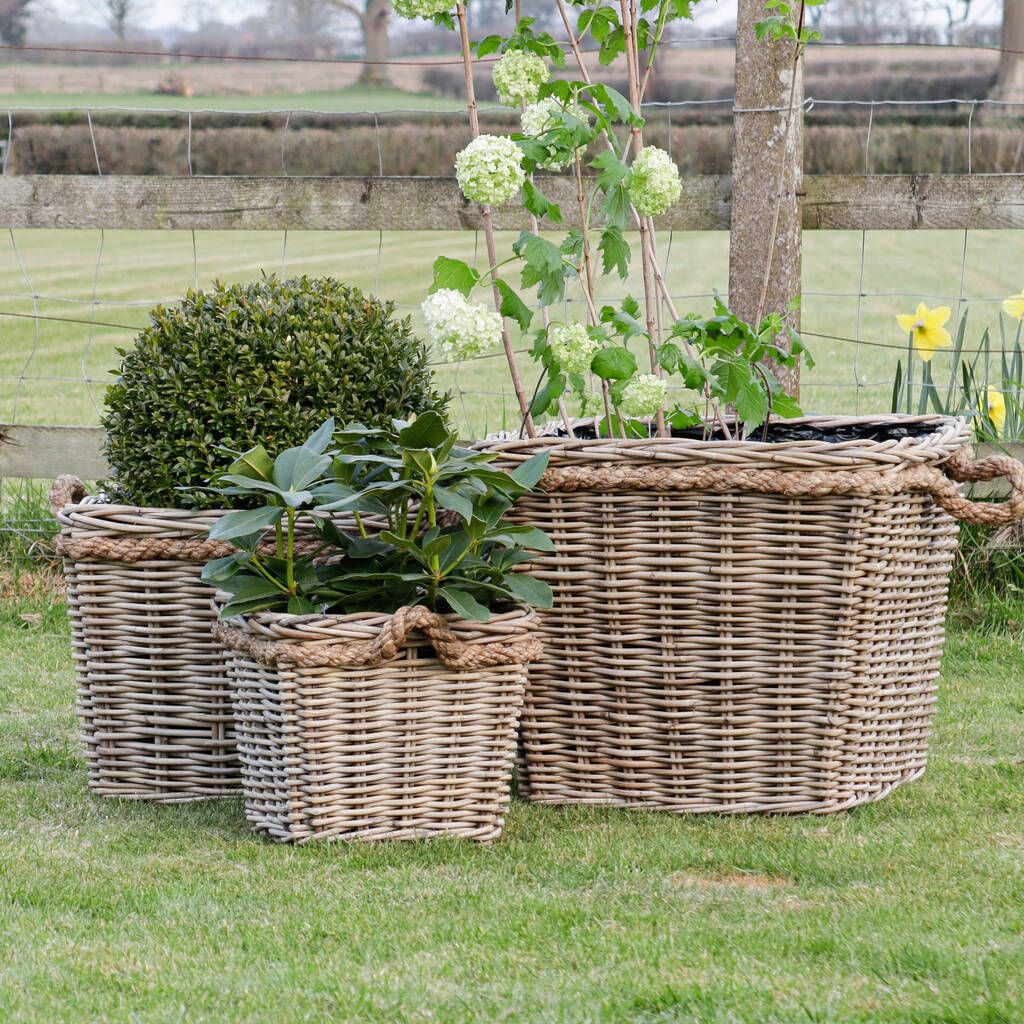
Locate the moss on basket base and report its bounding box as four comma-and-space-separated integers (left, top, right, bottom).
101, 275, 447, 510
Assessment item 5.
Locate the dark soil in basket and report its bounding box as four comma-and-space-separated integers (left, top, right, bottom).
563, 418, 946, 444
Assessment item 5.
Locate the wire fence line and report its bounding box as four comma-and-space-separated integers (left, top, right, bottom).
1, 93, 1023, 482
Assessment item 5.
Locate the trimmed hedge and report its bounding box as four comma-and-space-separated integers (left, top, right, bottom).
102, 275, 448, 509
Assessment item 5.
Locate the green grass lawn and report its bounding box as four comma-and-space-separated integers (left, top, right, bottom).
2, 226, 1022, 438
1, 590, 1023, 1023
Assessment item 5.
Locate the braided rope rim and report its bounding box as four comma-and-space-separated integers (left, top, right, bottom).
212, 604, 543, 670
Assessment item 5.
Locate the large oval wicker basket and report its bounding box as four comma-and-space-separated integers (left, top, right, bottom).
51, 483, 246, 802
486, 415, 1024, 815
212, 603, 541, 843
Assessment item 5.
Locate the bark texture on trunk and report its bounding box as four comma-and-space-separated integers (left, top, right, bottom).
994, 0, 1024, 104
358, 0, 392, 87
727, 0, 804, 397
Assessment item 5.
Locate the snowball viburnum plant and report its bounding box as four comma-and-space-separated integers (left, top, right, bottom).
391, 2, 817, 440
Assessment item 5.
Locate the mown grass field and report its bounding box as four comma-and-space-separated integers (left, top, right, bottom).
2, 227, 1023, 438
1, 586, 1022, 1024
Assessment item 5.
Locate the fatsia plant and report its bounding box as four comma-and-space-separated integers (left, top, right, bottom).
200, 413, 555, 622
392, 0, 823, 441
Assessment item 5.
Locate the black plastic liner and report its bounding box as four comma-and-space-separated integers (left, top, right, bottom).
562, 417, 947, 445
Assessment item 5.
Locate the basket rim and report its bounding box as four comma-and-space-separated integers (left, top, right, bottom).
214, 600, 539, 644
482, 413, 971, 471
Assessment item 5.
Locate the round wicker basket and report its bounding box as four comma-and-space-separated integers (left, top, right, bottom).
485, 414, 1024, 814
52, 491, 246, 802
212, 603, 541, 843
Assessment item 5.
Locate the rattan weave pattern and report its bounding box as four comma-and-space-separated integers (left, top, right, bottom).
486, 415, 973, 814
214, 606, 538, 843
55, 500, 243, 802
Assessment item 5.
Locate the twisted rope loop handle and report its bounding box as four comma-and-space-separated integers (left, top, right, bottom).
537, 445, 1024, 526
213, 604, 542, 671
938, 448, 1024, 526
50, 475, 87, 517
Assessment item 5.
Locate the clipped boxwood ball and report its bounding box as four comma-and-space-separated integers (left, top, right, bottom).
102, 275, 448, 510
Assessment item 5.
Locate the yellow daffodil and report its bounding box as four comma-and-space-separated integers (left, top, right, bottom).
896, 303, 953, 362
1002, 289, 1024, 320
982, 388, 1006, 432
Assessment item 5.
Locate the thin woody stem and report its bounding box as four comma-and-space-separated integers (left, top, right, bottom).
557, 0, 729, 437
573, 150, 596, 300
456, 2, 536, 438
515, 0, 575, 439
619, 0, 666, 437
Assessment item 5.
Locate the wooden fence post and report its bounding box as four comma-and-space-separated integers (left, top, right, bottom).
728, 0, 804, 397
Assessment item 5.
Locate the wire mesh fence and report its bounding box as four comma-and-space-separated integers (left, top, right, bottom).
2, 45, 1024, 553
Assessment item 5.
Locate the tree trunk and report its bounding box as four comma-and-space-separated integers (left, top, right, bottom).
727, 0, 804, 397
358, 0, 392, 88
995, 0, 1024, 103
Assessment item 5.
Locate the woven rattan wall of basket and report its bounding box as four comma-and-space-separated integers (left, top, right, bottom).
486, 415, 1024, 815
212, 604, 541, 843
53, 493, 244, 802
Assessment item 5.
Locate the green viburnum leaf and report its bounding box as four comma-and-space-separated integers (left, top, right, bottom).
770, 392, 803, 419
592, 346, 638, 381
714, 358, 769, 435
600, 182, 632, 230
495, 279, 534, 332
599, 225, 630, 279
561, 229, 585, 261
530, 373, 565, 416
514, 231, 571, 307
591, 149, 630, 191
475, 34, 502, 57
431, 256, 480, 297
522, 179, 563, 225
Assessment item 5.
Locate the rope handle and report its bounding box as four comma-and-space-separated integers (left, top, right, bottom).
936, 447, 1024, 526
50, 475, 87, 517
213, 604, 543, 671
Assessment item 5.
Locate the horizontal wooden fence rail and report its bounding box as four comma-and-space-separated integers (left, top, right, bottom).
2, 174, 1024, 232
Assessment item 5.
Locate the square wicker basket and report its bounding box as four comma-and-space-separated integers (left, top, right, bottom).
212, 604, 540, 843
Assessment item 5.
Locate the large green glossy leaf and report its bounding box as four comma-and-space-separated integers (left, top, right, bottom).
439, 587, 491, 622
208, 506, 283, 541
505, 573, 554, 609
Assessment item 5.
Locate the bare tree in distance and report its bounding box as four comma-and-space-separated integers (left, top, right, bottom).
325, 0, 393, 86
0, 0, 32, 45
923, 0, 974, 42
106, 0, 144, 40
994, 0, 1024, 102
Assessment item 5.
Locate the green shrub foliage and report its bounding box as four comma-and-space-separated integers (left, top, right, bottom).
102, 275, 448, 509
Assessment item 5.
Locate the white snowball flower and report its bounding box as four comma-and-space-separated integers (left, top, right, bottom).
492, 49, 549, 106
548, 322, 599, 375
422, 288, 502, 361
454, 134, 526, 205
627, 146, 682, 217
392, 0, 455, 19
619, 374, 668, 418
